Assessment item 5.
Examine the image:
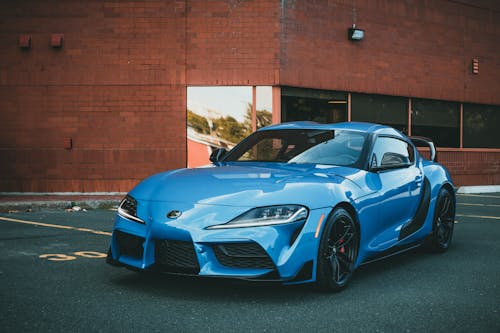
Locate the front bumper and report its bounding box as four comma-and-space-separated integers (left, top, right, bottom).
107, 202, 330, 284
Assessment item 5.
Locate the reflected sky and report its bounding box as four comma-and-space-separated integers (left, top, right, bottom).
188, 86, 272, 122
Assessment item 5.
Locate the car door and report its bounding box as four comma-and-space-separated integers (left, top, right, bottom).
368, 136, 423, 248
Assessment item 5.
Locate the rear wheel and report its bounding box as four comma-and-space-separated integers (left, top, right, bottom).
427, 187, 455, 252
316, 208, 359, 292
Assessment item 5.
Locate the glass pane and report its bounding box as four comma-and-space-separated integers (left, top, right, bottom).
187, 86, 252, 167
351, 93, 408, 134
463, 103, 500, 148
226, 129, 367, 168
256, 86, 273, 129
281, 87, 347, 124
411, 98, 460, 148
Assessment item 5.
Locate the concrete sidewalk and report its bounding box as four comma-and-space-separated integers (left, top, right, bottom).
0, 193, 124, 212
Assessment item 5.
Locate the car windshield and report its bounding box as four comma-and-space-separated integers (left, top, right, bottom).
224, 129, 368, 167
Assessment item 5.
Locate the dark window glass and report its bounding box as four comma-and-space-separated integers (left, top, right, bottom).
463, 103, 500, 148
371, 137, 414, 169
281, 87, 347, 124
351, 93, 408, 134
225, 129, 367, 168
411, 98, 459, 148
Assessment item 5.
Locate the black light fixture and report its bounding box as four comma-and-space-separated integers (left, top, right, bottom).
348, 1, 364, 41
348, 24, 365, 41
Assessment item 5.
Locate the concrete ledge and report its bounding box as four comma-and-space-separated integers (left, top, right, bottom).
0, 193, 123, 212
0, 200, 121, 211
457, 185, 500, 194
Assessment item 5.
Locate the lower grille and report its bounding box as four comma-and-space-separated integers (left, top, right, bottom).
213, 242, 275, 269
155, 240, 200, 274
115, 231, 144, 259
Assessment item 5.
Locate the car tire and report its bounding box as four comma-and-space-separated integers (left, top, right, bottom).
316, 208, 359, 292
427, 187, 455, 253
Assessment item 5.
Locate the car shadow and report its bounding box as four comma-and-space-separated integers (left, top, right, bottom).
107, 243, 459, 302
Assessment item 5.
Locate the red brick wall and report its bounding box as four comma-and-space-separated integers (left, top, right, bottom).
186, 0, 280, 85
278, 0, 500, 186
280, 0, 500, 105
0, 1, 188, 192
0, 0, 281, 192
0, 0, 498, 192
439, 150, 500, 186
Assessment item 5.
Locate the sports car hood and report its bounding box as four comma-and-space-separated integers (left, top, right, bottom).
129, 163, 364, 209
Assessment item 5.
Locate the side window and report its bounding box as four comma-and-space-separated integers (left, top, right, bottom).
371, 137, 414, 169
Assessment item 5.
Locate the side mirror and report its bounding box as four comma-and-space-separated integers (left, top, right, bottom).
370, 152, 411, 171
209, 148, 227, 163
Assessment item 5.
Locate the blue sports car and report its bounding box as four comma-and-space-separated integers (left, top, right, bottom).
107, 122, 455, 291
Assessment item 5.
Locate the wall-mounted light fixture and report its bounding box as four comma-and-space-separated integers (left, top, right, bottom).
64, 137, 73, 150
51, 33, 64, 48
19, 34, 32, 49
472, 57, 479, 75
348, 25, 365, 41
348, 2, 364, 42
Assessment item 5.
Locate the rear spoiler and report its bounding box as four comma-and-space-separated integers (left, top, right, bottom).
410, 136, 437, 162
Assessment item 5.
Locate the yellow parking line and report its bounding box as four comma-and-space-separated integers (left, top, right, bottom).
456, 214, 500, 220
0, 216, 112, 236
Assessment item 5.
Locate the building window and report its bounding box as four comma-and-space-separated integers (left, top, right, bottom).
463, 103, 500, 148
351, 93, 408, 134
281, 87, 347, 124
187, 86, 272, 168
411, 98, 460, 148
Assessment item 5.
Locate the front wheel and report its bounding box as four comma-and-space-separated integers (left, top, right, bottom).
427, 187, 455, 252
316, 208, 359, 292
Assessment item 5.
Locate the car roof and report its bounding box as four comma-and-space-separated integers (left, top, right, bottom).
259, 121, 403, 137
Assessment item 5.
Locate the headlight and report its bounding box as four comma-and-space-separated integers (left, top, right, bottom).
117, 195, 145, 224
207, 205, 308, 229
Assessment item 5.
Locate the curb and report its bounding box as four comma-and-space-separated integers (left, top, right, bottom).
0, 200, 121, 212
456, 185, 500, 194
0, 194, 123, 212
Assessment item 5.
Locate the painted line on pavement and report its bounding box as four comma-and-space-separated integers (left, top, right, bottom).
456, 214, 500, 220
0, 216, 112, 236
457, 203, 500, 208
457, 193, 500, 199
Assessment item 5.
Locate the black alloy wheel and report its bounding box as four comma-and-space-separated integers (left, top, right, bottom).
427, 187, 455, 252
316, 208, 359, 292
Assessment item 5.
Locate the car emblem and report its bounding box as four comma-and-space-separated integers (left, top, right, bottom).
166, 210, 182, 219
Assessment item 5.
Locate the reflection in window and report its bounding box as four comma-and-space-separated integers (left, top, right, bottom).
256, 86, 273, 129
411, 98, 459, 148
225, 129, 366, 168
187, 86, 272, 168
281, 87, 347, 124
351, 93, 408, 134
371, 137, 413, 169
463, 103, 500, 148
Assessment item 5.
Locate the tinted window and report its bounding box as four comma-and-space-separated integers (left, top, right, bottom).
281, 87, 347, 124
463, 103, 500, 148
225, 129, 367, 167
411, 98, 459, 148
371, 137, 414, 169
351, 93, 408, 134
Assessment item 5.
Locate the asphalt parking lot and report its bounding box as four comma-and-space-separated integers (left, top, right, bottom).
1, 193, 499, 333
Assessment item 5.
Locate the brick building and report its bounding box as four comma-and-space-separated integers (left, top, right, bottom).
0, 0, 499, 193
